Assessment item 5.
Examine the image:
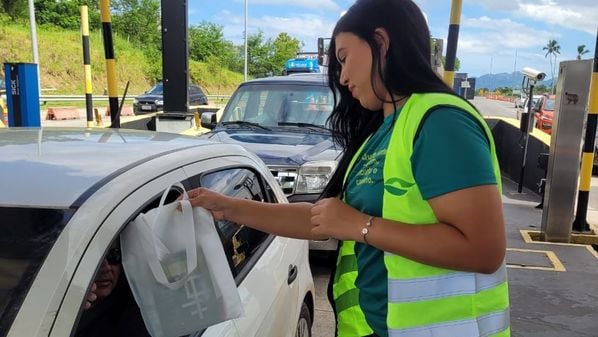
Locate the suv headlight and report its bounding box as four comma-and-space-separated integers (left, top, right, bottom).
295, 161, 337, 194
156, 100, 164, 105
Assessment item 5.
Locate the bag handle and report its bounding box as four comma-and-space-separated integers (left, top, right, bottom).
145, 183, 198, 289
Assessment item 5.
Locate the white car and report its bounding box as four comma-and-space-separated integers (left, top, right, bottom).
0, 127, 314, 337
516, 94, 543, 120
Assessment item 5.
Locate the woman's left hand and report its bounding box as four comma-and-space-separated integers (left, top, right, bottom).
310, 198, 367, 241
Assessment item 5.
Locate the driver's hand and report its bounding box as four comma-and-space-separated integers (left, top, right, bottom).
84, 282, 98, 310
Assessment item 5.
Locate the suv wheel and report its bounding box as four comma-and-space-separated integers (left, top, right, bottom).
295, 302, 312, 337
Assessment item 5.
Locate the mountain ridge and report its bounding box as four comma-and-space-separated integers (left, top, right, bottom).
471, 71, 553, 91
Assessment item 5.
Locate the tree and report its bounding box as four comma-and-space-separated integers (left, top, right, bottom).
442, 56, 460, 71
543, 39, 560, 94
189, 23, 228, 61
244, 31, 303, 77
0, 0, 27, 20
111, 0, 160, 48
35, 0, 100, 30
272, 33, 301, 74
246, 32, 273, 77
577, 44, 590, 60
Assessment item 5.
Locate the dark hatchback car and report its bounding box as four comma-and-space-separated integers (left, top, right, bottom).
133, 82, 208, 114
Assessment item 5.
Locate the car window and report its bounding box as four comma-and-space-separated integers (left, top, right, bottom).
221, 83, 333, 127
147, 83, 164, 95
190, 86, 204, 96
544, 98, 556, 111
72, 187, 184, 337
198, 168, 273, 282
0, 207, 74, 337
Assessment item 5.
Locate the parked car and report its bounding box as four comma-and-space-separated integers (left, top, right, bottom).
283, 52, 320, 75
516, 94, 543, 120
199, 74, 340, 251
133, 82, 208, 114
534, 94, 556, 134
513, 91, 526, 108
0, 127, 314, 337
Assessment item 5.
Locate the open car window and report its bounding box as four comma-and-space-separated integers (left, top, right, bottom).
196, 168, 274, 282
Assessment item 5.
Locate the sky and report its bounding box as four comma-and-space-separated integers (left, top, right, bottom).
188, 0, 597, 78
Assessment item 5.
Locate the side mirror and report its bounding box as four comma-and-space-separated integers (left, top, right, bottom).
201, 112, 217, 130
317, 37, 329, 66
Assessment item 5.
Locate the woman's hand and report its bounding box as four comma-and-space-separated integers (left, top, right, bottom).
186, 187, 231, 220
310, 198, 368, 241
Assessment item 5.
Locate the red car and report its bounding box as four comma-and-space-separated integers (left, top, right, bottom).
534, 94, 556, 134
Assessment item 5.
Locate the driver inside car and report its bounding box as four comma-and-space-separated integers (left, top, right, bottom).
75, 241, 150, 337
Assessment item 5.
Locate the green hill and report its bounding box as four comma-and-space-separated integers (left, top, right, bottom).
0, 22, 244, 96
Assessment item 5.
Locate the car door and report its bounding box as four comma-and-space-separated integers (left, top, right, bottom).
183, 160, 302, 337
50, 167, 239, 337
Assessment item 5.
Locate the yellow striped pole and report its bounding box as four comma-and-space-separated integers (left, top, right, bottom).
100, 0, 120, 128
443, 0, 462, 88
81, 6, 94, 128
572, 28, 598, 233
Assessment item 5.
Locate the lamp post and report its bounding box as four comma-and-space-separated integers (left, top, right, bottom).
244, 0, 248, 81
27, 0, 41, 96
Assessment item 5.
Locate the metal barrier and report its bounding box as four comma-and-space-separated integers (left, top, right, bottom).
39, 94, 231, 102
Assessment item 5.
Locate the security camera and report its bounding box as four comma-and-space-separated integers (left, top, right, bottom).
521, 67, 546, 81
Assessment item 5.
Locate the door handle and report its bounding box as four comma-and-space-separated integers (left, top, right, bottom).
287, 264, 298, 284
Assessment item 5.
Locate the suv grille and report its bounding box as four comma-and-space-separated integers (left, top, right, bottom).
270, 166, 298, 195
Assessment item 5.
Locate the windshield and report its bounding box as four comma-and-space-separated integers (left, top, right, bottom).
146, 83, 164, 95
544, 98, 556, 111
0, 207, 73, 336
221, 83, 334, 128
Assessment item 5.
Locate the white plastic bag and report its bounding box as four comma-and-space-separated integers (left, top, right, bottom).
121, 183, 243, 337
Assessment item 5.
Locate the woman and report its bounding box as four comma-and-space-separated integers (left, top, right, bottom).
187, 0, 510, 336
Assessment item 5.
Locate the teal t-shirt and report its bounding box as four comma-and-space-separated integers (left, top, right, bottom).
343, 106, 497, 337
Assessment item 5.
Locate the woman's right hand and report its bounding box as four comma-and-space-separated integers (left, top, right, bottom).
186, 187, 230, 220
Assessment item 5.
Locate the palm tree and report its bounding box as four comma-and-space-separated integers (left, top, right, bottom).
543, 39, 561, 94
577, 44, 590, 60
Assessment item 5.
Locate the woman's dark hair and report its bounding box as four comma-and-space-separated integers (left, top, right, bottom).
321, 0, 458, 198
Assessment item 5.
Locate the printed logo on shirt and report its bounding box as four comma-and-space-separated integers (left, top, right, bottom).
355, 149, 386, 186
384, 177, 415, 196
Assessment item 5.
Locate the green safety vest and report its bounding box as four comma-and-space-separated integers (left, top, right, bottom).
333, 93, 510, 337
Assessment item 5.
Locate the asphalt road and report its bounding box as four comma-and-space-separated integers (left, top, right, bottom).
308, 96, 598, 337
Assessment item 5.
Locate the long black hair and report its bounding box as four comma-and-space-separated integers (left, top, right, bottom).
321, 0, 457, 198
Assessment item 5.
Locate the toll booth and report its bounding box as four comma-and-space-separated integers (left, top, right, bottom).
541, 59, 593, 242
3, 63, 40, 127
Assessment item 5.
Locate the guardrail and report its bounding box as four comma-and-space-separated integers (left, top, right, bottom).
39, 94, 231, 102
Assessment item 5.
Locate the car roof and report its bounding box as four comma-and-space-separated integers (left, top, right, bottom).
242, 74, 328, 86
0, 128, 217, 208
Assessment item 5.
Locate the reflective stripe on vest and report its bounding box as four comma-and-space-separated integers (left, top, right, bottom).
333, 240, 373, 337
388, 308, 510, 337
382, 93, 509, 336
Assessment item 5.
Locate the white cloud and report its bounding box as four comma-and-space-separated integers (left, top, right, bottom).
455, 16, 560, 76
217, 11, 335, 51
518, 2, 597, 35
233, 0, 340, 12
475, 0, 598, 35
459, 16, 558, 54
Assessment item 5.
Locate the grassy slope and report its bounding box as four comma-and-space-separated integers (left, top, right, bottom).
0, 23, 244, 97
